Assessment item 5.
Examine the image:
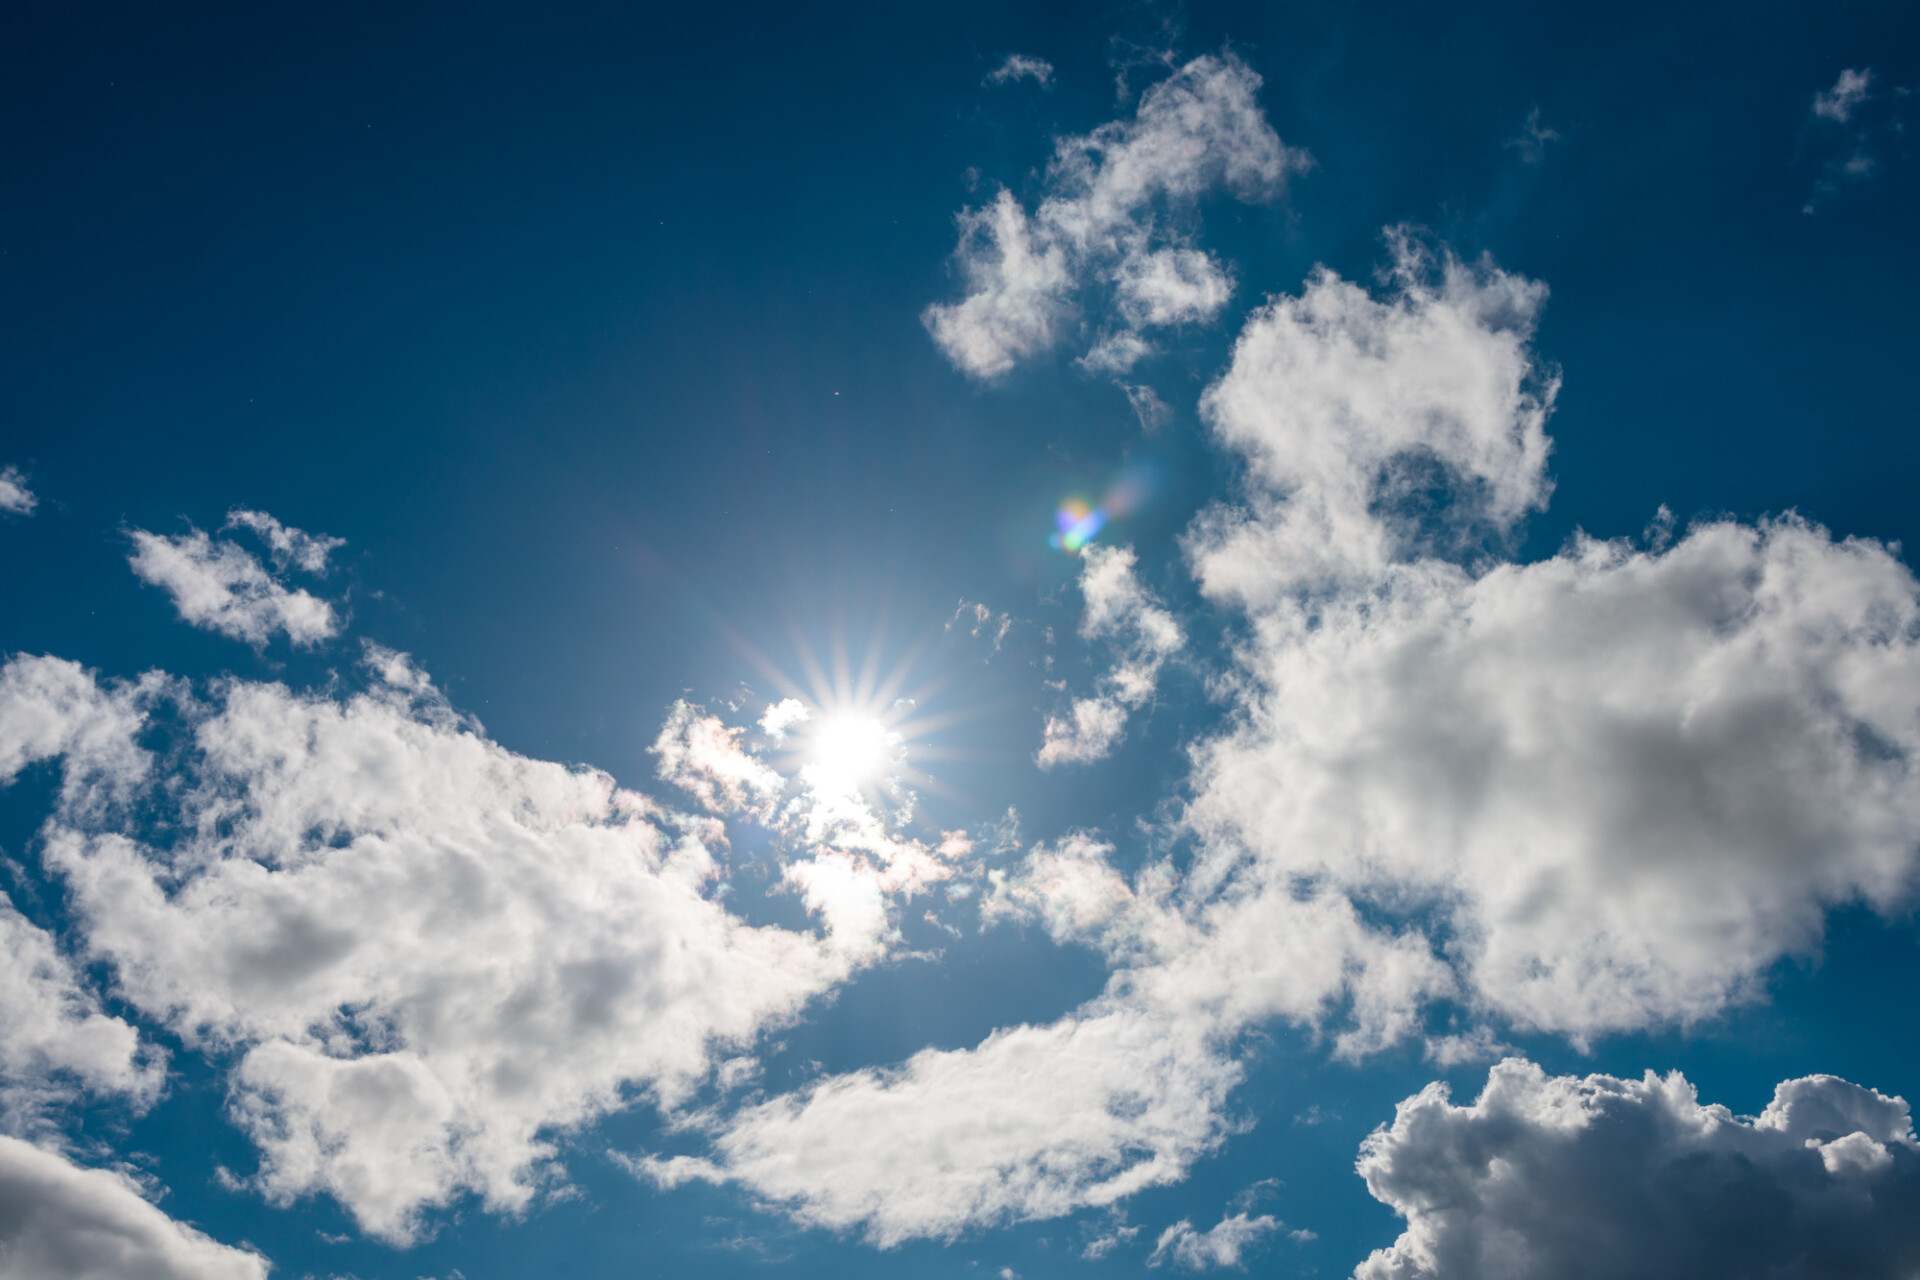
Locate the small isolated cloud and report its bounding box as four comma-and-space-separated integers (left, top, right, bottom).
1814, 67, 1874, 122
1118, 382, 1173, 431
1082, 1209, 1142, 1259
127, 509, 343, 647
1505, 106, 1561, 164
1356, 1058, 1920, 1279
1038, 543, 1183, 767
986, 54, 1053, 88
0, 1138, 269, 1279
1150, 1212, 1283, 1269
1802, 66, 1911, 214
927, 53, 1310, 381
0, 465, 37, 517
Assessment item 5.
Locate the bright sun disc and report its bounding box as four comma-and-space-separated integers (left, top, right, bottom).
808, 713, 895, 791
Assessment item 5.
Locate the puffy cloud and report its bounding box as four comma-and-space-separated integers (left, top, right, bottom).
653, 700, 787, 816
923, 191, 1072, 381
1191, 232, 1555, 598
1190, 513, 1920, 1037
0, 465, 37, 516
1813, 67, 1874, 123
926, 54, 1309, 380
1149, 1211, 1281, 1269
665, 234, 1920, 1247
1355, 1059, 1920, 1280
1039, 544, 1184, 767
0, 897, 162, 1128
638, 1001, 1243, 1247
0, 1137, 269, 1280
986, 54, 1053, 88
14, 651, 874, 1243
127, 512, 342, 647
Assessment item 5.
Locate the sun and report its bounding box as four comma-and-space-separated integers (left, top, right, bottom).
804, 712, 899, 795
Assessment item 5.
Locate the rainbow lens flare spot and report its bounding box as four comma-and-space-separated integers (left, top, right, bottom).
1049, 498, 1108, 553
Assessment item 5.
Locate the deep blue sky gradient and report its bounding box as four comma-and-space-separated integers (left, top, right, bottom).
4, 2, 1919, 1275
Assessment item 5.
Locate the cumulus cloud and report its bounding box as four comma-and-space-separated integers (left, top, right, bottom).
0, 465, 37, 516
637, 1000, 1243, 1246
986, 54, 1053, 88
1038, 544, 1184, 767
1149, 1211, 1281, 1269
127, 511, 343, 647
1191, 231, 1555, 597
0, 896, 162, 1128
659, 232, 1920, 1247
1356, 1058, 1920, 1280
926, 53, 1310, 380
0, 1137, 269, 1280
6, 650, 888, 1243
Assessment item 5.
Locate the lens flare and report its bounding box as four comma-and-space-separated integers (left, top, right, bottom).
1047, 459, 1162, 554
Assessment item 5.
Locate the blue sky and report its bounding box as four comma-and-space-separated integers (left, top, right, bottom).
3, 3, 1920, 1277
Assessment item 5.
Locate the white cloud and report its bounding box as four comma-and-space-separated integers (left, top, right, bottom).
13, 652, 879, 1244
926, 53, 1310, 380
0, 896, 162, 1128
1184, 241, 1920, 1041
1149, 1211, 1282, 1269
654, 700, 787, 816
1190, 232, 1555, 598
986, 54, 1054, 88
1356, 1058, 1920, 1279
0, 1137, 269, 1280
223, 509, 345, 574
1813, 67, 1874, 123
637, 1000, 1243, 1247
660, 234, 1920, 1247
0, 465, 37, 516
1038, 544, 1184, 767
127, 513, 342, 647
924, 191, 1073, 380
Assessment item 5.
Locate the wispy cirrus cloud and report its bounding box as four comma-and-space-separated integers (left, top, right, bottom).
985, 53, 1053, 88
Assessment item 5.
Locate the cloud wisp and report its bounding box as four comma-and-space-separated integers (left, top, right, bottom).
0, 466, 37, 517
1038, 543, 1184, 767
